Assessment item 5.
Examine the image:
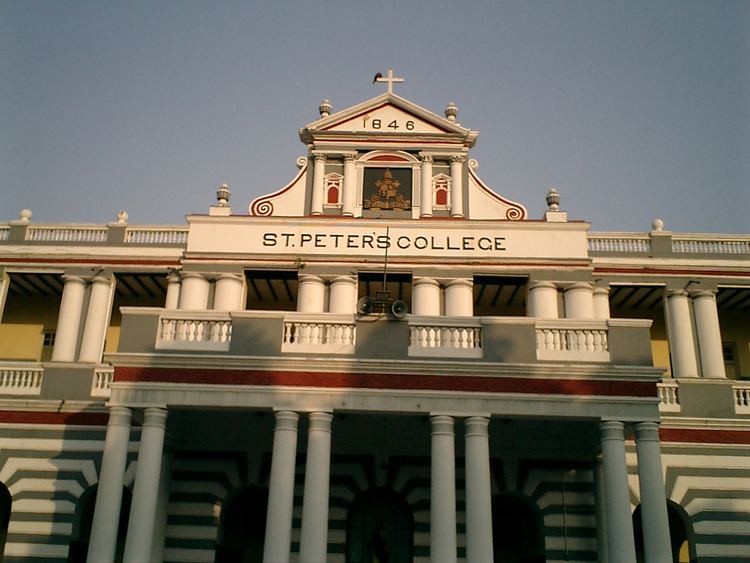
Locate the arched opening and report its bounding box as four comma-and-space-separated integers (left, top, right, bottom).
67, 484, 132, 563
492, 492, 546, 563
435, 187, 448, 206
0, 482, 11, 563
327, 186, 340, 204
346, 487, 413, 563
215, 485, 268, 563
632, 501, 697, 563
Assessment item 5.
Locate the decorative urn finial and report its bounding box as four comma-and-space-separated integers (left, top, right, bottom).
652, 218, 664, 232
116, 210, 128, 224
216, 183, 230, 206
546, 187, 560, 211
18, 209, 32, 223
444, 101, 458, 122
319, 99, 332, 118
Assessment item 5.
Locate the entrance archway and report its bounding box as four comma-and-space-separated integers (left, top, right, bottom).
0, 482, 11, 563
492, 492, 546, 563
632, 500, 697, 563
346, 487, 413, 563
67, 484, 132, 563
215, 485, 268, 563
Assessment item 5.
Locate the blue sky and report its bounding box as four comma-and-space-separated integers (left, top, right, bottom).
1, 0, 748, 233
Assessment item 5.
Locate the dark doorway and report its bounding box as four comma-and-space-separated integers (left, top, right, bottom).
633, 501, 697, 563
67, 484, 132, 563
0, 482, 10, 563
347, 487, 413, 563
492, 493, 546, 563
215, 485, 268, 563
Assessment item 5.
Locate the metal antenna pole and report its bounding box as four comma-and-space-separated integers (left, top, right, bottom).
382, 226, 390, 292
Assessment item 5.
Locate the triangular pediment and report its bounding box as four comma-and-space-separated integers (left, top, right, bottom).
300, 93, 476, 145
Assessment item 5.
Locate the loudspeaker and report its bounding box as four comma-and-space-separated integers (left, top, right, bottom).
356, 296, 373, 315
391, 300, 408, 319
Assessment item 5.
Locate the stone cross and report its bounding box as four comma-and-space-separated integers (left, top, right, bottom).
375, 68, 404, 94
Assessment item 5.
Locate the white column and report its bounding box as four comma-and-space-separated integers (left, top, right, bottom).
665, 290, 699, 378
299, 412, 333, 563
329, 275, 357, 314
634, 422, 672, 563
178, 272, 210, 310
599, 421, 637, 563
464, 416, 493, 563
420, 155, 434, 217
78, 274, 114, 362
593, 286, 611, 320
431, 415, 457, 563
593, 455, 609, 563
527, 281, 558, 318
263, 411, 299, 563
444, 278, 473, 317
449, 156, 464, 218
150, 451, 172, 563
342, 154, 356, 216
123, 407, 168, 562
51, 275, 87, 362
164, 272, 181, 309
88, 406, 132, 563
213, 273, 245, 310
297, 275, 326, 313
412, 277, 442, 316
691, 290, 726, 378
564, 282, 595, 319
310, 154, 327, 215
0, 272, 9, 322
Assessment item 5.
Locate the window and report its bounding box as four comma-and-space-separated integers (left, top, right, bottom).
324, 173, 343, 208
432, 173, 451, 210
215, 486, 268, 563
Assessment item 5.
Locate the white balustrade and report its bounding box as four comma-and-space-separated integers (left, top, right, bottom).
91, 366, 114, 398
657, 381, 680, 413
672, 237, 750, 255
124, 227, 188, 244
156, 311, 232, 351
0, 364, 44, 395
26, 226, 108, 242
588, 235, 650, 253
734, 384, 750, 414
535, 320, 610, 362
282, 314, 356, 354
408, 318, 482, 358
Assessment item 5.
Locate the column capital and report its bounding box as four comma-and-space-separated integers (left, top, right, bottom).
307, 411, 333, 432
413, 276, 440, 288
330, 274, 356, 286
299, 274, 324, 284
665, 288, 689, 298
444, 277, 473, 289
593, 285, 610, 296
633, 421, 660, 442
421, 154, 434, 163
689, 288, 717, 299
91, 273, 114, 285
216, 272, 245, 282
273, 410, 300, 431
167, 270, 181, 284
142, 407, 168, 429
180, 271, 206, 281
108, 406, 133, 427
465, 416, 490, 437
312, 153, 328, 163
599, 420, 625, 441
342, 153, 356, 162
564, 281, 593, 292
430, 414, 454, 435
528, 280, 558, 290
449, 155, 466, 164
61, 274, 87, 285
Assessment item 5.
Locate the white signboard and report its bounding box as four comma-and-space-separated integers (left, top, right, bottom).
188, 219, 589, 260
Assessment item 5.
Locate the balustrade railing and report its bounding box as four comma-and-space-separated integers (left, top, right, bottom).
282, 315, 356, 354
535, 320, 610, 361
408, 318, 483, 358
588, 234, 650, 253
672, 237, 750, 255
657, 381, 680, 413
734, 384, 750, 414
26, 226, 108, 243
0, 364, 44, 395
156, 312, 232, 351
91, 366, 114, 398
125, 227, 188, 244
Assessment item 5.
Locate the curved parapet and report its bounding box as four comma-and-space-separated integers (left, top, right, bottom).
466, 160, 527, 220
249, 157, 309, 217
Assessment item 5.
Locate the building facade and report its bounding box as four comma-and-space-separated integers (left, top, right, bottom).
1, 75, 749, 563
